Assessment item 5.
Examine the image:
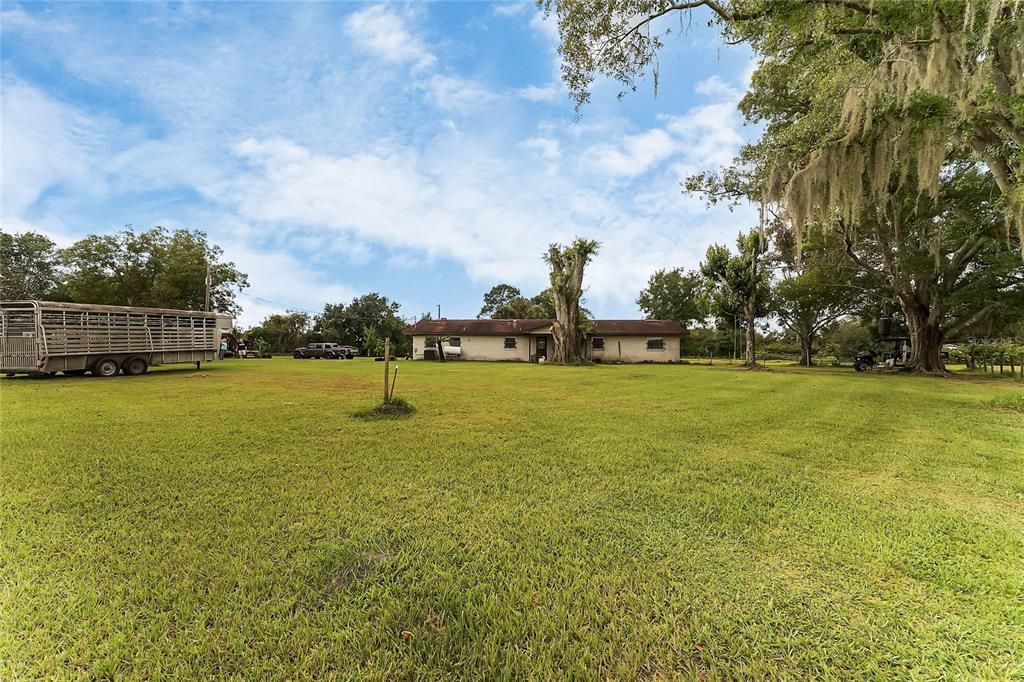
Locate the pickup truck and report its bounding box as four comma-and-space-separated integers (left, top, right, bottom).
292, 343, 355, 359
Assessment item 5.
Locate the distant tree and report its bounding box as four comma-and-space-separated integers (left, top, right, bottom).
637, 268, 704, 330
363, 325, 382, 357
490, 287, 588, 320
772, 229, 864, 367
493, 296, 547, 319
529, 288, 558, 318
822, 319, 875, 363
246, 311, 311, 354
315, 293, 406, 354
479, 284, 523, 318
544, 238, 600, 363
57, 227, 248, 314
701, 230, 771, 368
0, 231, 59, 300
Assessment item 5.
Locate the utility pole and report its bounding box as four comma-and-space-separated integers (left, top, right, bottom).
204, 262, 212, 312
436, 304, 441, 319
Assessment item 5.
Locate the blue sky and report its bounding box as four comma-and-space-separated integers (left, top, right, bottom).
1, 1, 758, 326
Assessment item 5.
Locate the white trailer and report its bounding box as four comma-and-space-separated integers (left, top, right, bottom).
1, 300, 232, 377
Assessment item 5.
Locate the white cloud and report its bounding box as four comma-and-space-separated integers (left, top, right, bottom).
228, 241, 359, 326
1, 3, 759, 323
0, 79, 109, 217
528, 10, 559, 42
493, 3, 530, 18
0, 6, 73, 33
515, 84, 561, 102
215, 114, 753, 312
422, 75, 499, 113
587, 128, 676, 177
694, 75, 741, 100
663, 102, 745, 168
343, 6, 435, 70
521, 136, 560, 161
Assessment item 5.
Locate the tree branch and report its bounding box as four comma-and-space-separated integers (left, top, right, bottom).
947, 301, 1002, 338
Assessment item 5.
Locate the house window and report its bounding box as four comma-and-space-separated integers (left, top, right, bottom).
592, 337, 604, 350
646, 338, 664, 350
449, 337, 461, 347
504, 337, 517, 349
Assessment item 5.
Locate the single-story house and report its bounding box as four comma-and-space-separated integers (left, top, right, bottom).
405, 318, 683, 363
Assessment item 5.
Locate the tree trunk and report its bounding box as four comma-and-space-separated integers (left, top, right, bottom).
902, 301, 945, 372
744, 301, 756, 367
799, 332, 814, 367
545, 240, 599, 364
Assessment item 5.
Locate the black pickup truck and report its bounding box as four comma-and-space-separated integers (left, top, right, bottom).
292, 343, 355, 359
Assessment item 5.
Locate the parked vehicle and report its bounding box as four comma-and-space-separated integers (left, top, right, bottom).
854, 337, 911, 372
1, 300, 232, 377
292, 342, 354, 359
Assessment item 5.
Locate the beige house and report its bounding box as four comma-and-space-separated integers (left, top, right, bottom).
405, 319, 683, 363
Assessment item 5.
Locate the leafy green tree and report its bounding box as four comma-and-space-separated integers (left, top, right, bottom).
543, 0, 1023, 245
315, 293, 406, 355
546, 0, 1023, 371
0, 231, 59, 300
636, 268, 704, 330
701, 230, 772, 367
246, 311, 312, 354
493, 296, 547, 319
479, 284, 523, 318
57, 227, 248, 314
822, 319, 875, 363
529, 288, 559, 318
772, 229, 865, 366
544, 238, 600, 363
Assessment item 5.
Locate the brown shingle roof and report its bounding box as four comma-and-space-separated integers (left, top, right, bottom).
405, 318, 682, 336
405, 318, 552, 336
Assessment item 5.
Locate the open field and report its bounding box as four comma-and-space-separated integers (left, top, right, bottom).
2, 359, 1023, 679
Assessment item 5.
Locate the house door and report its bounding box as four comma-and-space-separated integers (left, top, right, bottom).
535, 336, 547, 360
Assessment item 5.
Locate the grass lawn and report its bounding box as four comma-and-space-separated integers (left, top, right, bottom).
2, 359, 1023, 679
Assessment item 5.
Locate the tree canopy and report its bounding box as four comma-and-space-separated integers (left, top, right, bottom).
636, 268, 704, 329
546, 0, 1024, 371
2, 227, 249, 314
314, 293, 407, 354
544, 238, 600, 363
0, 231, 59, 300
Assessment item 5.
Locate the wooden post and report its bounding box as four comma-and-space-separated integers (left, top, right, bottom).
384, 338, 391, 404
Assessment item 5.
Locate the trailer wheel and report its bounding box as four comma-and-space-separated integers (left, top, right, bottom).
92, 357, 120, 377
122, 357, 149, 376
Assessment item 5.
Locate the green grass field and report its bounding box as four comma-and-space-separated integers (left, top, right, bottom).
2, 359, 1022, 679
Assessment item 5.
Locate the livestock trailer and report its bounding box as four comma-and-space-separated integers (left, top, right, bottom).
1, 300, 232, 377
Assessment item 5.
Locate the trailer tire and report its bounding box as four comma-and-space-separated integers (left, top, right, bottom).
122, 357, 149, 376
93, 357, 120, 377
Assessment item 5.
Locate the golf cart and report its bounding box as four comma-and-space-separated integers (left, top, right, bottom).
853, 316, 912, 372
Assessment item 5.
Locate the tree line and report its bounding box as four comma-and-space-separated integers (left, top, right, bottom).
542, 0, 1024, 372
1, 228, 248, 314
243, 294, 408, 356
